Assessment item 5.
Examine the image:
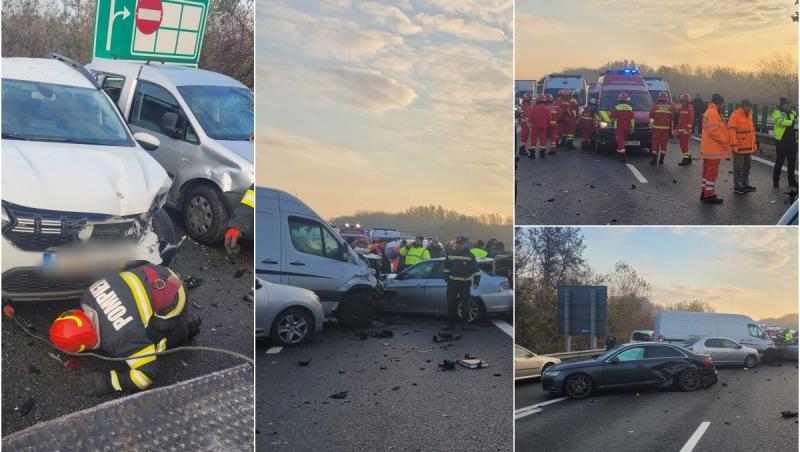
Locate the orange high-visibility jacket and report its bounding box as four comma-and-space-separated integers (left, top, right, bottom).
700, 103, 731, 160
726, 107, 756, 155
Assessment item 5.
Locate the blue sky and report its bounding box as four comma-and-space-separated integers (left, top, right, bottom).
578, 227, 798, 319
257, 0, 512, 218
516, 0, 797, 77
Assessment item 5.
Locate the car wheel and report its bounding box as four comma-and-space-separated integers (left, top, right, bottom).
744, 354, 758, 369
337, 292, 374, 328
151, 209, 177, 265
270, 307, 313, 346
457, 297, 486, 323
182, 183, 229, 244
564, 374, 593, 399
676, 368, 701, 392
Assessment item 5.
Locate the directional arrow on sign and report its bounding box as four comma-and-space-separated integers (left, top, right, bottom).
105, 0, 131, 51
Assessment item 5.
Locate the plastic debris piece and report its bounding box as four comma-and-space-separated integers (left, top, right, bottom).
297, 359, 312, 366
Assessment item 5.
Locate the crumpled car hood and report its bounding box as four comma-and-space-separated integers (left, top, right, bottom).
2, 140, 170, 215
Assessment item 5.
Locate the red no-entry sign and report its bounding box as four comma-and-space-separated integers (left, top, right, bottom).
135, 0, 162, 35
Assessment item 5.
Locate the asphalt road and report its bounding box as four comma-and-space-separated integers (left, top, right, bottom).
1, 209, 254, 436
256, 314, 513, 451
515, 361, 799, 452
516, 136, 798, 225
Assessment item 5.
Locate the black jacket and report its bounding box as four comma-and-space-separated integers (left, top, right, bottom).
229, 184, 254, 238
443, 247, 480, 285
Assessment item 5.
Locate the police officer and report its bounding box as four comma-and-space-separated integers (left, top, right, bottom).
399, 236, 430, 268
772, 98, 798, 188
224, 184, 254, 254
443, 236, 480, 331
49, 264, 201, 395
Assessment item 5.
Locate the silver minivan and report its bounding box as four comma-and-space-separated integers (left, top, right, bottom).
86, 59, 254, 244
256, 187, 380, 327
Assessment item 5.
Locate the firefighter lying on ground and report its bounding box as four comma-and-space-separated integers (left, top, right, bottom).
49, 264, 201, 396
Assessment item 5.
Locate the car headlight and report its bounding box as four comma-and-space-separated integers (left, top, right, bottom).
499, 280, 510, 291
544, 370, 560, 376
599, 121, 611, 129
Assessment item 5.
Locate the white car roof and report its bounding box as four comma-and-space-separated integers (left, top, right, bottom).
2, 58, 96, 89
89, 58, 246, 88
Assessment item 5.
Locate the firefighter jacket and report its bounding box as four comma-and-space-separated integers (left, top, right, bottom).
548, 104, 560, 127
229, 184, 254, 238
650, 102, 673, 130
568, 99, 579, 118
443, 247, 481, 285
521, 101, 533, 125
531, 104, 550, 128
611, 103, 635, 130
579, 107, 597, 126
700, 103, 731, 160
400, 245, 430, 266
80, 264, 189, 393
676, 104, 695, 134
727, 108, 756, 155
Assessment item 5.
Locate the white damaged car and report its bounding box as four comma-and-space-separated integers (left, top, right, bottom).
2, 55, 174, 301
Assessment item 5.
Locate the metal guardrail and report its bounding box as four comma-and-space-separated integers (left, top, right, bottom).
545, 349, 605, 361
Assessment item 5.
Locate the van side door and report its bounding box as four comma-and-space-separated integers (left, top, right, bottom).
284, 215, 351, 303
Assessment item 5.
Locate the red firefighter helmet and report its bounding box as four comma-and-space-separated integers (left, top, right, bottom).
679, 93, 691, 102
561, 89, 569, 97
617, 92, 630, 102
522, 92, 533, 102
544, 94, 554, 103
50, 309, 98, 353
536, 94, 545, 103
658, 91, 669, 102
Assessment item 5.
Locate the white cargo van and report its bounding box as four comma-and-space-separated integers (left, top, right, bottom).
256, 187, 379, 327
654, 311, 776, 358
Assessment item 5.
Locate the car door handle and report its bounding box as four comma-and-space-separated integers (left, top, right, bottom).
289, 261, 305, 266
261, 259, 278, 264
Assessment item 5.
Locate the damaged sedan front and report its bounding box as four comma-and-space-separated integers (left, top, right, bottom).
542, 342, 717, 399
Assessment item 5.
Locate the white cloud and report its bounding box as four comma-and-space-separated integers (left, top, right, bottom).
317, 67, 418, 113
416, 13, 508, 42
258, 127, 368, 170
419, 0, 512, 26
357, 2, 422, 35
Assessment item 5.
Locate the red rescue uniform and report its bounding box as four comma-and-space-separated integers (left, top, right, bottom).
578, 107, 596, 147
676, 103, 695, 158
519, 100, 532, 145
565, 98, 578, 142
611, 103, 635, 154
548, 103, 561, 151
558, 97, 570, 139
531, 103, 551, 151
650, 102, 673, 156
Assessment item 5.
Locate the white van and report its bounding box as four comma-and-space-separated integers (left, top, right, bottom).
256, 187, 379, 327
654, 311, 776, 357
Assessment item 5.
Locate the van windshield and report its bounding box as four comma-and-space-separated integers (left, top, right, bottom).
600, 92, 652, 112
2, 79, 133, 146
178, 85, 254, 141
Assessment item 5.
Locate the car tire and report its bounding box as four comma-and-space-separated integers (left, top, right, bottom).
457, 297, 486, 323
564, 374, 593, 399
270, 307, 314, 346
744, 354, 758, 369
676, 367, 702, 392
152, 209, 177, 265
337, 292, 374, 328
182, 183, 229, 244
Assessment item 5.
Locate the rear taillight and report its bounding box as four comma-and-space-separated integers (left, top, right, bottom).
704, 356, 713, 367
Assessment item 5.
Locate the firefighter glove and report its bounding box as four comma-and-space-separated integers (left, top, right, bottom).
224, 227, 241, 254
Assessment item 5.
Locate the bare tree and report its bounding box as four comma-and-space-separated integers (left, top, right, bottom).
758, 52, 798, 105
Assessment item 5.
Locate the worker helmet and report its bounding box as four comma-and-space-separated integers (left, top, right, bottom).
50, 309, 98, 353
544, 94, 554, 103
536, 94, 545, 103
658, 91, 669, 102
679, 93, 691, 102
617, 92, 630, 102
522, 92, 533, 102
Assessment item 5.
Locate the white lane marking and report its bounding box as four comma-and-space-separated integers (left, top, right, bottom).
514, 397, 569, 420
691, 136, 798, 174
266, 346, 283, 354
626, 163, 648, 183
679, 421, 711, 452
491, 319, 513, 338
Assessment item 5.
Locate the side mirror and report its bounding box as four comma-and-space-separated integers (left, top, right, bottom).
526, 352, 534, 358
133, 132, 160, 151
609, 356, 619, 364
159, 111, 180, 137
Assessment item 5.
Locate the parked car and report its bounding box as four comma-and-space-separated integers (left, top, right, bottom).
86, 59, 254, 244
381, 258, 512, 322
781, 338, 798, 360
256, 187, 380, 327
629, 330, 653, 342
654, 311, 777, 361
255, 278, 324, 346
542, 342, 718, 399
681, 336, 759, 368
515, 345, 561, 381
2, 55, 174, 301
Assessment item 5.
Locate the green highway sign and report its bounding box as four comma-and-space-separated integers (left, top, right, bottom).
93, 0, 210, 65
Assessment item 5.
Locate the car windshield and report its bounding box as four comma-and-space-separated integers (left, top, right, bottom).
600, 92, 652, 111
178, 85, 253, 141
2, 78, 133, 146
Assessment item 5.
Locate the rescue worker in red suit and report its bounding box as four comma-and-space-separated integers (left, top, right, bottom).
564, 90, 579, 150
699, 93, 731, 204
649, 91, 673, 165
530, 94, 551, 159
557, 89, 571, 149
675, 93, 695, 166
546, 94, 559, 156
578, 97, 598, 151
518, 92, 533, 157
611, 92, 635, 162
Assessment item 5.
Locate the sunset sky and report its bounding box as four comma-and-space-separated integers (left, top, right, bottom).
581, 227, 798, 320
257, 0, 513, 218
516, 0, 798, 78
